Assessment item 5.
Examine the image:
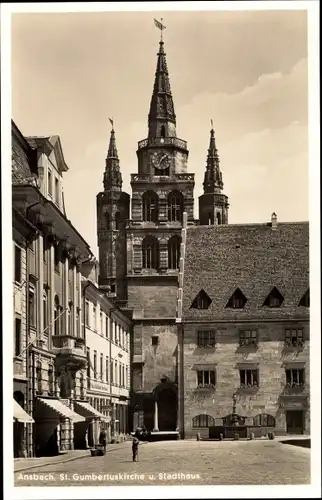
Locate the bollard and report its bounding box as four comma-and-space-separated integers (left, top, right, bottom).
268, 432, 275, 440
250, 433, 255, 440
219, 433, 224, 441
234, 433, 240, 441
196, 433, 201, 441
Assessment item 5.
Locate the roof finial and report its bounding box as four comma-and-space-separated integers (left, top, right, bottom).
154, 17, 166, 42
108, 117, 114, 132
210, 118, 214, 130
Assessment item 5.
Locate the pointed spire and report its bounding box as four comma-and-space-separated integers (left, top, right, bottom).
203, 122, 224, 194
103, 124, 122, 191
148, 39, 177, 139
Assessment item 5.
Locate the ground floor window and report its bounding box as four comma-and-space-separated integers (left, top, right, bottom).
192, 415, 215, 427
253, 413, 276, 427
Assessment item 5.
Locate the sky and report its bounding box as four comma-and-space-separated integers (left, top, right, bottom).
11, 9, 308, 257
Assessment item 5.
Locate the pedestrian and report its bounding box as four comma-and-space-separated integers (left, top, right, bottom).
132, 436, 139, 462
99, 428, 107, 451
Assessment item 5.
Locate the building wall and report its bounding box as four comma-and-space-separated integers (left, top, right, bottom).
13, 232, 28, 382
182, 320, 310, 438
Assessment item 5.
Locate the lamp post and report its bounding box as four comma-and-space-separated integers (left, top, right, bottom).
232, 393, 238, 426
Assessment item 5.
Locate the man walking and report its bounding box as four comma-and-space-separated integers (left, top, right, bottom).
132, 436, 139, 462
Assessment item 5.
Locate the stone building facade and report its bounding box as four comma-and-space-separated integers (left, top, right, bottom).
82, 259, 131, 446
12, 122, 93, 456
177, 219, 310, 438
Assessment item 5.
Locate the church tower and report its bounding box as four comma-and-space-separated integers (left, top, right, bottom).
97, 125, 130, 299
127, 30, 195, 431
199, 123, 229, 225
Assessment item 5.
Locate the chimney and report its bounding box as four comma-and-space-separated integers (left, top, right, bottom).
271, 212, 277, 230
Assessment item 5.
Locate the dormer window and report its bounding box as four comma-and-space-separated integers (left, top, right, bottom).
190, 289, 212, 310
299, 289, 310, 307
226, 288, 247, 309
263, 287, 284, 308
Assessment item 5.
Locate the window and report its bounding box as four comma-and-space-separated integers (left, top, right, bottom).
68, 303, 73, 336
190, 289, 212, 310
93, 305, 97, 330
76, 308, 80, 337
36, 362, 42, 394
111, 358, 114, 384
168, 235, 181, 269
197, 330, 216, 347
55, 177, 59, 204
197, 370, 216, 388
119, 363, 122, 387
125, 366, 128, 388
48, 365, 54, 395
54, 295, 60, 335
14, 246, 22, 283
226, 288, 247, 309
285, 368, 305, 387
86, 348, 91, 378
100, 312, 103, 335
80, 372, 85, 399
142, 236, 159, 269
106, 317, 110, 339
54, 246, 60, 273
239, 369, 259, 388
223, 414, 245, 426
85, 301, 90, 327
299, 289, 310, 307
253, 414, 275, 427
48, 169, 52, 195
239, 330, 257, 346
122, 365, 125, 387
115, 323, 118, 344
93, 351, 97, 379
100, 354, 103, 380
285, 328, 304, 347
263, 287, 284, 308
43, 294, 48, 333
14, 318, 21, 357
168, 191, 183, 223
216, 212, 222, 225
152, 335, 159, 346
192, 415, 215, 428
28, 288, 36, 328
106, 357, 109, 382
160, 125, 165, 138
115, 360, 118, 385
142, 191, 159, 223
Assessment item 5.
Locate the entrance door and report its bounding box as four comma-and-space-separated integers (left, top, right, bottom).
286, 410, 304, 434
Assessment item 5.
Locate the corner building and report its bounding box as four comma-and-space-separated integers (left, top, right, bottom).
97, 37, 229, 432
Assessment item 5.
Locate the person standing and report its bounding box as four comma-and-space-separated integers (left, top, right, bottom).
99, 428, 107, 451
132, 436, 139, 462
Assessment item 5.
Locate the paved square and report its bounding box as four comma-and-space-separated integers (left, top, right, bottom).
15, 440, 310, 486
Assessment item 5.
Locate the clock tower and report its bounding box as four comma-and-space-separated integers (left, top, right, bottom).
127, 36, 195, 431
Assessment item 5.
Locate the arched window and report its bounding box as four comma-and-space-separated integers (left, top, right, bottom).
216, 212, 222, 225
168, 235, 181, 269
142, 236, 159, 269
208, 213, 214, 225
168, 191, 184, 223
54, 295, 60, 336
160, 125, 166, 138
142, 191, 159, 223
253, 413, 276, 427
192, 415, 215, 428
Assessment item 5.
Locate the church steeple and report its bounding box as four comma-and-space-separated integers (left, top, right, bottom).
199, 121, 229, 226
203, 122, 224, 194
103, 125, 122, 191
148, 39, 177, 140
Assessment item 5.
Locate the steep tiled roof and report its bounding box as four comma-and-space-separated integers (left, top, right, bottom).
12, 122, 38, 185
182, 222, 309, 321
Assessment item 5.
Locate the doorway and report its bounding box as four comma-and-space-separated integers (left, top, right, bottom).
286, 410, 304, 434
158, 388, 177, 431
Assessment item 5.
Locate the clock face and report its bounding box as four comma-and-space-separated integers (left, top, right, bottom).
151, 151, 171, 170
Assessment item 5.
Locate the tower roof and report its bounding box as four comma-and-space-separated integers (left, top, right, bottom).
148, 40, 176, 137
203, 123, 224, 193
104, 126, 122, 190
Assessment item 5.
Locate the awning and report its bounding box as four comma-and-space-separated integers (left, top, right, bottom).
38, 398, 85, 423
74, 400, 111, 422
14, 400, 34, 423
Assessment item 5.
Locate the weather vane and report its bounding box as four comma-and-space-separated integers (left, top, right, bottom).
154, 18, 166, 41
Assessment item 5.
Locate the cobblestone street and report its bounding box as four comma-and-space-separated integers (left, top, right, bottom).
15, 439, 310, 486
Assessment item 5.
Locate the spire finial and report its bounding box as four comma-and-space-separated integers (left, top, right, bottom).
109, 117, 114, 132
210, 118, 214, 130
154, 17, 166, 42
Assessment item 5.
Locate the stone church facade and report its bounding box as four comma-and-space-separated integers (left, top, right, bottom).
96, 36, 309, 436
